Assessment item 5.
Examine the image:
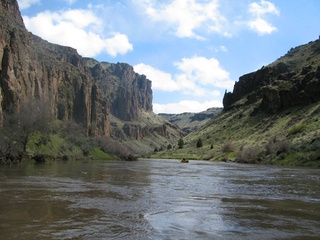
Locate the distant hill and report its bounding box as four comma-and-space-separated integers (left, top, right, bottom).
159, 108, 222, 134
153, 40, 320, 167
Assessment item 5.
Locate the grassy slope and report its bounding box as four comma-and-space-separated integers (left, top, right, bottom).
27, 133, 114, 161
151, 40, 320, 167
113, 110, 185, 155
151, 102, 320, 167
25, 110, 183, 162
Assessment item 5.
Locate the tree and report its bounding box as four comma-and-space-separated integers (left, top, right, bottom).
196, 138, 203, 148
0, 99, 53, 160
178, 138, 184, 149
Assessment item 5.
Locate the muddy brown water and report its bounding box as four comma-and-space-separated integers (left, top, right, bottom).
0, 159, 319, 239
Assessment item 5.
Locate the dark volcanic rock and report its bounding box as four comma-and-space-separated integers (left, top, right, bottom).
223, 40, 320, 113
108, 63, 152, 121
0, 0, 152, 137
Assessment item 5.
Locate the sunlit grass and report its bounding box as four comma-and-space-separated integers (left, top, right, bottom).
90, 148, 113, 160
155, 102, 320, 167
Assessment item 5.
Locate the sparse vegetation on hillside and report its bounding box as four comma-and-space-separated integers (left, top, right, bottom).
0, 99, 52, 163
150, 96, 320, 167
159, 108, 222, 133
150, 40, 320, 168
0, 101, 135, 164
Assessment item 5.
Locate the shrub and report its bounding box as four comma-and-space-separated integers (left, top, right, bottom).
236, 146, 261, 164
38, 135, 51, 146
178, 138, 184, 149
196, 138, 203, 148
167, 144, 172, 150
265, 136, 277, 155
265, 136, 290, 156
287, 124, 307, 136
277, 139, 290, 154
0, 99, 52, 157
94, 137, 129, 157
222, 142, 235, 153
204, 150, 217, 160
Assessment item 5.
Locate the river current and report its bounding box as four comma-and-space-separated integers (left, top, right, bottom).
0, 159, 319, 239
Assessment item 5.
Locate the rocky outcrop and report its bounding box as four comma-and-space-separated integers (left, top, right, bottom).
0, 0, 109, 136
1, 0, 23, 24
119, 122, 182, 141
85, 59, 153, 122
88, 62, 152, 121
223, 40, 320, 113
0, 0, 153, 138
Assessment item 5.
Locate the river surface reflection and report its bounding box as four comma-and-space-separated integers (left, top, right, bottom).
0, 159, 319, 239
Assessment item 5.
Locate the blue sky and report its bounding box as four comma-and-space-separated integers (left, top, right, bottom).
17, 0, 320, 113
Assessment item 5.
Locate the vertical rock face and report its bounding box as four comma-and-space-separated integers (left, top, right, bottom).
84, 59, 153, 122
0, 0, 23, 24
0, 0, 153, 137
109, 63, 152, 121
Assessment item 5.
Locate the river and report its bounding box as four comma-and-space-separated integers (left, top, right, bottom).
0, 159, 319, 239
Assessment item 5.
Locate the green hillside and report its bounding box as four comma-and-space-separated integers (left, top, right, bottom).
152, 40, 320, 167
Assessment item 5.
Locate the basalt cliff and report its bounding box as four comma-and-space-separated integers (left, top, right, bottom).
223, 40, 320, 113
0, 0, 184, 156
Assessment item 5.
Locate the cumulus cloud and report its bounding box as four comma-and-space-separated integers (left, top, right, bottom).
134, 56, 234, 98
23, 9, 133, 57
153, 100, 223, 114
174, 56, 234, 89
138, 0, 227, 39
248, 18, 277, 35
134, 63, 180, 91
249, 0, 279, 16
17, 0, 40, 10
247, 0, 279, 35
105, 33, 134, 57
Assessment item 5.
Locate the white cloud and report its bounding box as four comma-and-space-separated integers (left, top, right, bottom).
23, 9, 133, 57
248, 18, 277, 35
105, 33, 134, 57
153, 100, 223, 114
134, 63, 180, 91
210, 90, 221, 97
247, 0, 279, 35
138, 0, 227, 39
174, 56, 234, 89
175, 73, 206, 96
134, 56, 234, 97
249, 0, 279, 17
17, 0, 40, 10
